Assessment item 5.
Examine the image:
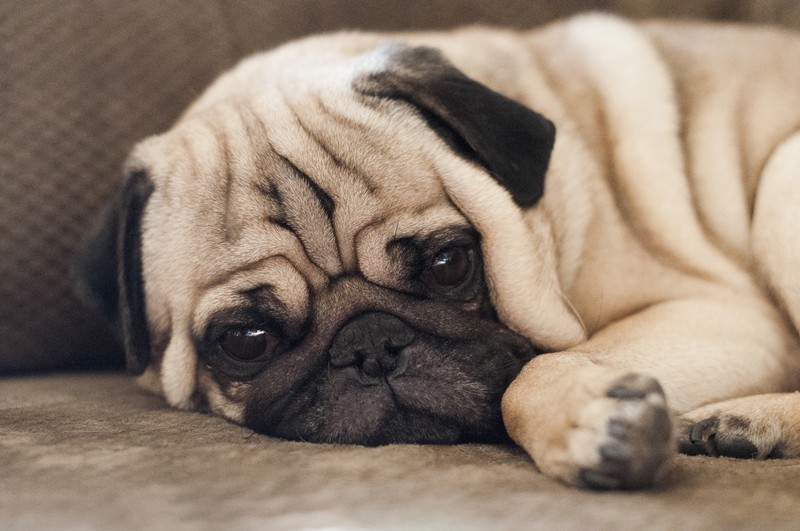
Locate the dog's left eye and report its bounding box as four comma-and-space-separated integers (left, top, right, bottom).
219, 328, 279, 362
428, 245, 474, 290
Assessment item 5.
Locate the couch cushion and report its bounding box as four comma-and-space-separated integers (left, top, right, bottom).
2, 372, 800, 528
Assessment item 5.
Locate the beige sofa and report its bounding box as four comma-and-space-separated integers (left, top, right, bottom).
3, 1, 800, 528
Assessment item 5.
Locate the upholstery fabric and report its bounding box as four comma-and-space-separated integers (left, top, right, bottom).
3, 0, 800, 372
3, 373, 800, 529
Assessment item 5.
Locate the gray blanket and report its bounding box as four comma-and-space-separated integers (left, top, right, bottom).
3, 373, 798, 529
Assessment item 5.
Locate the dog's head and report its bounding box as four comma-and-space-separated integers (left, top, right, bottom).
76, 38, 585, 444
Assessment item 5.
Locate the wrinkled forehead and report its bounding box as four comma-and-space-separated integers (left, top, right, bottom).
143, 85, 461, 249
133, 70, 469, 329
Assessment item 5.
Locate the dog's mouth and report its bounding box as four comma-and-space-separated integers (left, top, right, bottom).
242, 315, 534, 445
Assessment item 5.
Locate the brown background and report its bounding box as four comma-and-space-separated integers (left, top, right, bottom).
3, 0, 800, 372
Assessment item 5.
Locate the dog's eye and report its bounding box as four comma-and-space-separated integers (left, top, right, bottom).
429, 246, 473, 289
219, 328, 279, 362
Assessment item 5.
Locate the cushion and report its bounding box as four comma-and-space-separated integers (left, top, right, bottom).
2, 373, 800, 528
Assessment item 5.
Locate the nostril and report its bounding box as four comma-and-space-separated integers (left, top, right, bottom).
329, 344, 357, 368
357, 344, 399, 378
360, 356, 382, 378
357, 351, 406, 382
386, 351, 407, 380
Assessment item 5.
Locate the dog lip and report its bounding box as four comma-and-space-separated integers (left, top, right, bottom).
518, 341, 540, 362
499, 327, 539, 362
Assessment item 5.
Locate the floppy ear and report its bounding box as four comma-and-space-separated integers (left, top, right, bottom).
354, 44, 555, 207
74, 170, 153, 374
355, 43, 586, 351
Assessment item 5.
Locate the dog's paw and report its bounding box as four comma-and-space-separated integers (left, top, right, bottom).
505, 364, 674, 490
678, 415, 762, 458
569, 374, 672, 489
678, 394, 800, 459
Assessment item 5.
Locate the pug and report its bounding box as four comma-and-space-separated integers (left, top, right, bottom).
75, 13, 800, 489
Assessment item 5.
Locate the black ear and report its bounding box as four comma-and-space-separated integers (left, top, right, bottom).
355, 45, 555, 207
73, 170, 153, 374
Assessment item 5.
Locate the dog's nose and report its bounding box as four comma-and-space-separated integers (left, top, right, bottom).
329, 313, 415, 383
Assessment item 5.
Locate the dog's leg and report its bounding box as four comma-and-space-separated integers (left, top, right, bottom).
674, 131, 800, 462
752, 132, 800, 332
678, 393, 800, 458
502, 296, 800, 489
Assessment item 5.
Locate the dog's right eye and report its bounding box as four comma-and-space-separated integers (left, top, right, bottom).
219, 328, 279, 362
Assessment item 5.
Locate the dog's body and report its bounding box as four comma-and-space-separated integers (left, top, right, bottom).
78, 14, 800, 489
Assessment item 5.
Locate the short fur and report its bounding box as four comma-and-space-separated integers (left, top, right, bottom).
79, 14, 800, 489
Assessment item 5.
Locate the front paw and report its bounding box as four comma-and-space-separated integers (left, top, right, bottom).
571, 374, 673, 489
504, 363, 674, 490
678, 416, 761, 458
678, 395, 797, 459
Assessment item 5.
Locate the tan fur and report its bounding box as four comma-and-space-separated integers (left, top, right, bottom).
499, 15, 800, 486
129, 14, 800, 488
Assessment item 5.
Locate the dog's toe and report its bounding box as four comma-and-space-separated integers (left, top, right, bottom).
678, 416, 720, 456
576, 373, 672, 490
679, 414, 763, 459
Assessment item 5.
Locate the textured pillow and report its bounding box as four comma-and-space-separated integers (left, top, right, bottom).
0, 1, 237, 372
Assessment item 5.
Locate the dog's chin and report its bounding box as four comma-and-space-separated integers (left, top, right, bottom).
244, 340, 525, 445
253, 383, 510, 445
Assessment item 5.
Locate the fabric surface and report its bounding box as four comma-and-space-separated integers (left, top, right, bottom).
2, 372, 799, 530
3, 0, 800, 373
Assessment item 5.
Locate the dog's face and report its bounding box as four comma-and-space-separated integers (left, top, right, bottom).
77, 41, 585, 445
